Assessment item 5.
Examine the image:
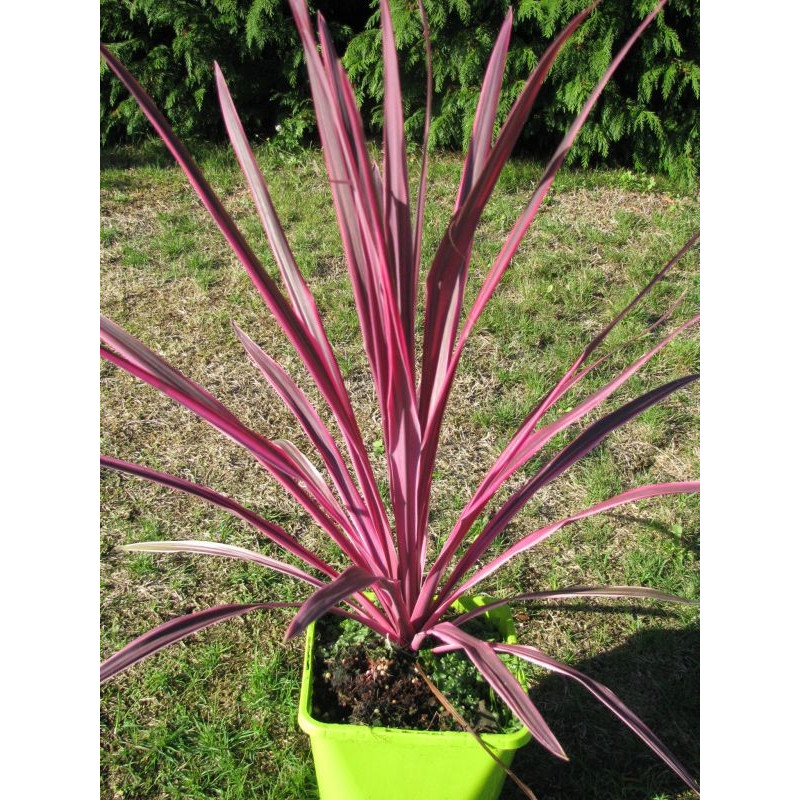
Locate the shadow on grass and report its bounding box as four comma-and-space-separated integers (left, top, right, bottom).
500, 625, 699, 800
101, 141, 175, 171
100, 140, 237, 171
611, 512, 700, 558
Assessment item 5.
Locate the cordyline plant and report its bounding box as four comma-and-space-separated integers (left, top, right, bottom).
100, 0, 698, 793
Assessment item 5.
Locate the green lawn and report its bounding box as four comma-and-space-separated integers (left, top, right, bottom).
100, 142, 699, 800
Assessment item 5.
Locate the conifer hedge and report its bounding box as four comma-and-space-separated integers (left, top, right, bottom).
101, 0, 698, 178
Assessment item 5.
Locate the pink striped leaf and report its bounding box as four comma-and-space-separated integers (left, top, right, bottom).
451, 482, 699, 607
100, 338, 368, 567
100, 337, 298, 485
295, 11, 422, 592
316, 6, 426, 594
431, 8, 513, 409
266, 441, 401, 632
417, 2, 665, 538
120, 540, 324, 588
497, 234, 699, 471
420, 233, 697, 557
493, 642, 699, 794
435, 374, 698, 609
415, 317, 698, 621
429, 481, 699, 625
647, 290, 689, 333
218, 45, 396, 564
371, 160, 384, 216
314, 12, 422, 438
289, 1, 390, 381
101, 460, 392, 634
453, 584, 697, 627
100, 315, 235, 424
479, 317, 699, 521
271, 440, 340, 513
567, 233, 698, 370
457, 8, 513, 212
217, 53, 395, 563
558, 287, 692, 410
232, 323, 379, 546
101, 42, 387, 553
380, 0, 415, 359
419, 1, 600, 429
411, 8, 515, 547
101, 603, 299, 683
100, 455, 335, 577
426, 1, 668, 428
284, 566, 384, 641
411, 0, 433, 284
100, 43, 341, 404
292, 6, 423, 606
214, 63, 340, 379
426, 622, 567, 760
453, 1, 669, 368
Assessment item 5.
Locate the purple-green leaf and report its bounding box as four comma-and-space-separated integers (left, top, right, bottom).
101, 603, 298, 683
100, 455, 336, 577
428, 622, 567, 760
440, 375, 698, 598
284, 566, 380, 641
453, 585, 696, 627
120, 540, 324, 588
493, 641, 699, 794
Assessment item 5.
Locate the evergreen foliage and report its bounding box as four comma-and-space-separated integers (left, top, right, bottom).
101, 0, 698, 178
343, 0, 698, 181
100, 0, 362, 146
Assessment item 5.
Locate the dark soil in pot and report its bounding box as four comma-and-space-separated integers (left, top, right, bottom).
311, 614, 523, 733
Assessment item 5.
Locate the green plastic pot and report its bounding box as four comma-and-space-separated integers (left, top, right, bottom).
298, 596, 532, 800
